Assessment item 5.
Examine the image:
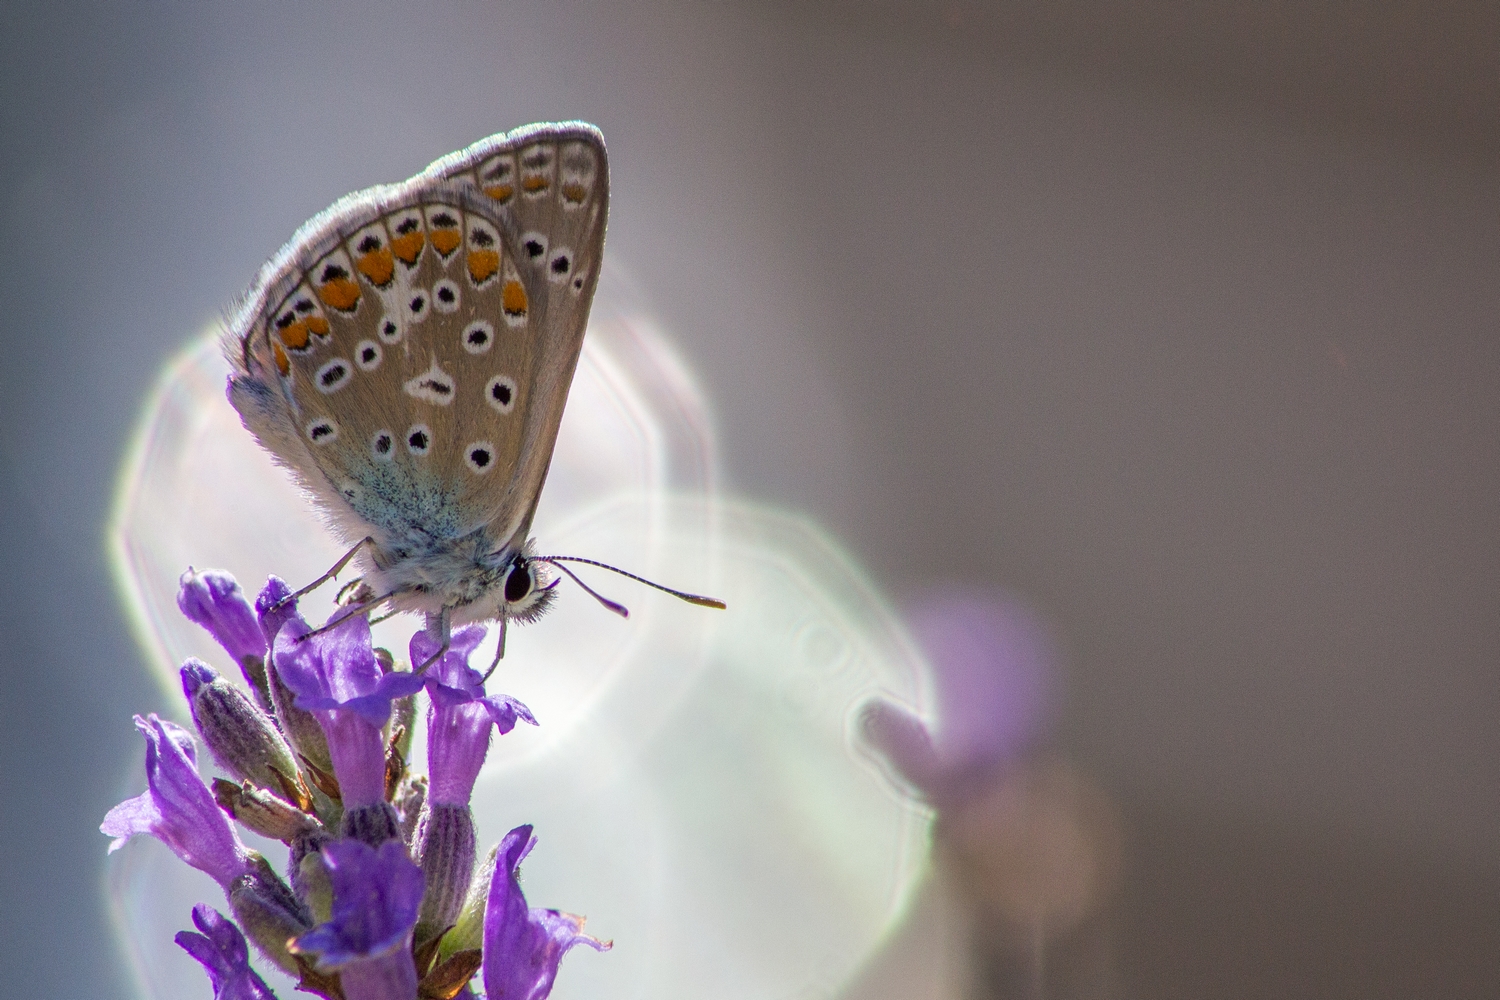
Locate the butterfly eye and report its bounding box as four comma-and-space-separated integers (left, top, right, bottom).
504, 561, 533, 604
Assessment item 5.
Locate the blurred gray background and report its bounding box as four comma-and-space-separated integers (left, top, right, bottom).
2, 2, 1497, 997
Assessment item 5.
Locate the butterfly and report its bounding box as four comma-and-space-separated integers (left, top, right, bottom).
225, 122, 721, 661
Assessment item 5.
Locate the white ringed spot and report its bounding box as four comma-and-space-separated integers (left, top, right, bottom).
354, 340, 382, 371
404, 288, 430, 324
377, 313, 403, 344
432, 278, 461, 314
520, 230, 548, 263
314, 358, 353, 394
306, 418, 338, 445
405, 424, 432, 456
371, 429, 395, 461
486, 375, 517, 414
464, 441, 497, 475
462, 320, 494, 354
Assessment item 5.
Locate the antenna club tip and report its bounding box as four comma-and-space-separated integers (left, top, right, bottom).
686, 596, 727, 609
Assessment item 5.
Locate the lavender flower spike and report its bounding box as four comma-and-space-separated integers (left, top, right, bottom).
101, 714, 253, 889
175, 904, 279, 1000
290, 839, 424, 1000
274, 613, 423, 842
411, 627, 537, 807
483, 825, 609, 1000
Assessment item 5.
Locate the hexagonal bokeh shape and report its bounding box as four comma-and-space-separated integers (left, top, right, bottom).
106, 281, 935, 1000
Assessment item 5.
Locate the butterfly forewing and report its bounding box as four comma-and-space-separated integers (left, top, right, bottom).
228, 123, 608, 564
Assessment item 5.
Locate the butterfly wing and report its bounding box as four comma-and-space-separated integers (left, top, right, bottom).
226, 124, 608, 563
424, 124, 610, 550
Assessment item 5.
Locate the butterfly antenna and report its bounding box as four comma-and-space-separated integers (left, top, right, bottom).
536, 559, 632, 618
535, 556, 727, 611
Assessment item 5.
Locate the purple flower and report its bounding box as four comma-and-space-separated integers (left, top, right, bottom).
101, 715, 252, 889
864, 587, 1058, 807
273, 614, 423, 808
175, 904, 279, 1000
483, 825, 608, 1000
906, 587, 1055, 774
290, 839, 424, 1000
411, 627, 537, 807
254, 576, 299, 652
180, 569, 267, 665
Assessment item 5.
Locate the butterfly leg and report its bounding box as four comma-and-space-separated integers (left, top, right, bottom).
270, 536, 375, 611
293, 587, 403, 642
413, 609, 451, 676
481, 615, 509, 682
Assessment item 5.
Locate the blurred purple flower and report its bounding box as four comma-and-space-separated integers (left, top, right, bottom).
908, 586, 1055, 769
101, 714, 253, 889
290, 839, 424, 1000
483, 825, 609, 1000
273, 614, 422, 808
411, 626, 537, 806
865, 587, 1056, 805
175, 904, 279, 1000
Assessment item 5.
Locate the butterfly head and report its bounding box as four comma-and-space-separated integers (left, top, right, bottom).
497, 554, 556, 624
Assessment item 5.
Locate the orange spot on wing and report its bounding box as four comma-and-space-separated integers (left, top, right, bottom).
522, 175, 549, 193
501, 280, 528, 316
483, 184, 514, 203
356, 248, 394, 287
430, 229, 461, 256
306, 315, 330, 337
273, 341, 290, 376
318, 278, 360, 312
390, 231, 424, 265
278, 320, 310, 351
560, 182, 587, 204
468, 248, 500, 285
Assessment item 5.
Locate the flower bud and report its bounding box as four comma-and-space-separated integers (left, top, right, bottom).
412, 803, 476, 944
179, 569, 275, 711
340, 801, 402, 847
394, 775, 427, 848
439, 841, 497, 962
291, 831, 335, 924
267, 654, 334, 776
182, 660, 302, 803
213, 778, 320, 843
228, 852, 312, 975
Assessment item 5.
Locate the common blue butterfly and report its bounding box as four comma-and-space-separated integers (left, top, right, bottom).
225, 122, 720, 658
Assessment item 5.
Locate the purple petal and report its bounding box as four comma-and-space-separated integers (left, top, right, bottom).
410, 625, 487, 692
101, 715, 250, 889
273, 615, 415, 805
254, 576, 301, 651
298, 671, 426, 727
483, 826, 609, 1000
291, 840, 424, 969
175, 905, 279, 1000
275, 615, 386, 713
179, 569, 267, 665
479, 693, 537, 735
427, 699, 493, 806
412, 626, 536, 807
